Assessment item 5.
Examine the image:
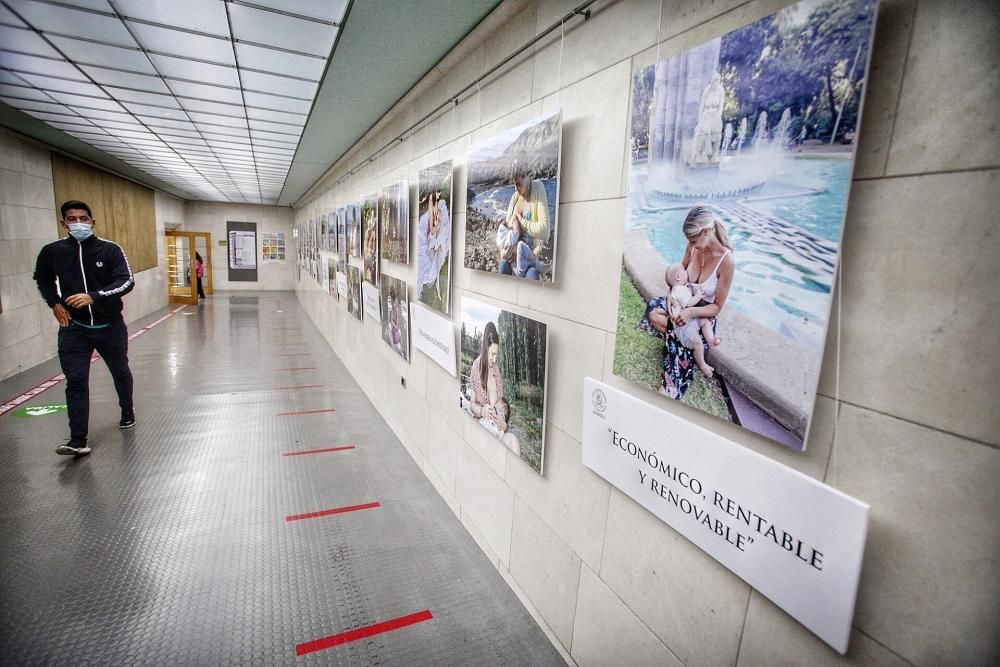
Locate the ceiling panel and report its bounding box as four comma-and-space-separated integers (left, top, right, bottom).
150, 54, 240, 88
177, 97, 245, 117
243, 91, 311, 114
103, 86, 178, 107
14, 1, 137, 47
79, 66, 169, 92
235, 43, 326, 80
0, 25, 63, 58
47, 36, 155, 73
127, 22, 235, 65
169, 80, 244, 105
0, 52, 84, 80
17, 72, 109, 97
43, 92, 123, 112
114, 0, 230, 37
240, 69, 316, 99
0, 83, 52, 101
228, 4, 334, 57
244, 0, 349, 23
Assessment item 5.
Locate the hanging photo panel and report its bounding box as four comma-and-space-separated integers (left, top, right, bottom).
465, 110, 561, 283
417, 160, 453, 314
380, 179, 410, 264
379, 274, 410, 361
347, 266, 363, 320
613, 0, 877, 451
460, 297, 549, 475
362, 194, 380, 285
346, 203, 362, 258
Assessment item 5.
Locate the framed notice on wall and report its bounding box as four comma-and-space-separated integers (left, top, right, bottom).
227, 221, 258, 282
261, 232, 286, 263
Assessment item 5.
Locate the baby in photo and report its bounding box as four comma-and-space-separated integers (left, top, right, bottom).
496, 216, 543, 278
665, 263, 721, 378
478, 397, 510, 440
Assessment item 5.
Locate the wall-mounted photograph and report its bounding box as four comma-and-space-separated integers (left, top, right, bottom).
347, 265, 363, 320
460, 297, 548, 475
336, 207, 347, 266
465, 110, 561, 283
362, 194, 379, 285
417, 160, 453, 314
346, 203, 361, 258
328, 257, 338, 300
379, 274, 410, 361
380, 179, 409, 264
614, 0, 876, 451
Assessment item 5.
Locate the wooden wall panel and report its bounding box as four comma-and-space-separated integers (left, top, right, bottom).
49, 153, 157, 272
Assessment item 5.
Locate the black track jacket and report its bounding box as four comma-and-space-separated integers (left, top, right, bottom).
33, 235, 135, 326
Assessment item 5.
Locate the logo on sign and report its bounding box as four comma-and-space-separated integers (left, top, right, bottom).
592, 388, 607, 417
96, 261, 103, 267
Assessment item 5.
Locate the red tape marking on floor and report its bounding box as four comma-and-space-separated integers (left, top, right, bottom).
273, 385, 323, 390
295, 610, 433, 656
286, 501, 380, 523
275, 367, 315, 371
276, 408, 336, 416
1, 306, 186, 417
283, 445, 355, 457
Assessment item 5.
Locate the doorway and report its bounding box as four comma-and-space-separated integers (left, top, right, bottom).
165, 231, 213, 305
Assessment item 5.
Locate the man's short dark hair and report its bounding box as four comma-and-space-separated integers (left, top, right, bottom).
61, 200, 92, 218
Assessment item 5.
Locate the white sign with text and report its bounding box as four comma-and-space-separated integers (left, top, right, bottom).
582, 378, 868, 654
336, 272, 348, 299
362, 282, 381, 323
410, 302, 457, 376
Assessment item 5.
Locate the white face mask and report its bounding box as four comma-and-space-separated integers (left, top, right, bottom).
67, 223, 93, 241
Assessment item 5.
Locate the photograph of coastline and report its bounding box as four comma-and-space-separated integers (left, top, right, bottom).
465, 110, 561, 283
613, 0, 876, 451
380, 179, 410, 264
460, 297, 548, 475
379, 274, 410, 361
417, 160, 453, 314
362, 194, 379, 285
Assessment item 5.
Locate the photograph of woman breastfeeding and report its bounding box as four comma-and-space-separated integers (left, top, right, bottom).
464, 110, 560, 283
417, 160, 453, 313
614, 0, 876, 451
460, 298, 549, 475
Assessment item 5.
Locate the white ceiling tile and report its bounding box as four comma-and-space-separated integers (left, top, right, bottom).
228, 3, 334, 57
22, 110, 78, 123
150, 54, 239, 87
240, 69, 315, 99
97, 118, 146, 131
187, 112, 247, 128
126, 22, 235, 65
0, 26, 63, 58
50, 1, 113, 11
243, 91, 310, 114
138, 116, 197, 131
48, 121, 98, 134
248, 118, 304, 135
0, 52, 83, 80
250, 129, 300, 143
72, 107, 132, 121
242, 0, 348, 23
114, 0, 230, 37
121, 102, 187, 119
156, 127, 203, 139
1, 97, 67, 114
235, 43, 325, 80
168, 80, 243, 105
245, 106, 304, 125
15, 1, 137, 47
103, 86, 178, 108
47, 36, 155, 73
177, 97, 245, 117
17, 72, 108, 98
80, 66, 168, 92
0, 71, 25, 85
0, 4, 26, 26
0, 83, 53, 101
45, 93, 124, 113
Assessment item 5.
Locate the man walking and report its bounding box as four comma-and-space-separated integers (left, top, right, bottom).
33, 200, 136, 456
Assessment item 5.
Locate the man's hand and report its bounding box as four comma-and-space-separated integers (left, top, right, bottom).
52, 304, 71, 327
64, 293, 94, 309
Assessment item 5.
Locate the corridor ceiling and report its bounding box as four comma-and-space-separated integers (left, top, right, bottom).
0, 0, 499, 206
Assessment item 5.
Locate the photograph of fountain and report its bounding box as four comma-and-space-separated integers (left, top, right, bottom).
614, 0, 877, 451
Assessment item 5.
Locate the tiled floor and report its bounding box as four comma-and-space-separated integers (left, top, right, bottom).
0, 293, 564, 666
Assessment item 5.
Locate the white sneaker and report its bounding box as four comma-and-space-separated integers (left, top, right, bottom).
56, 440, 91, 456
